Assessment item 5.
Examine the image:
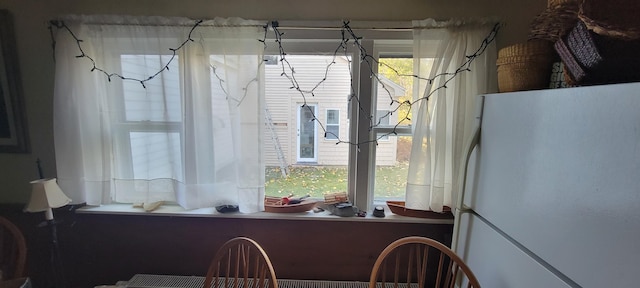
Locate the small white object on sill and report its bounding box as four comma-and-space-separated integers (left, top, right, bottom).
132, 201, 165, 212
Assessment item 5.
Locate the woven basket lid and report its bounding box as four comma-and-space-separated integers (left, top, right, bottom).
529, 0, 580, 41
548, 0, 578, 7
579, 0, 640, 39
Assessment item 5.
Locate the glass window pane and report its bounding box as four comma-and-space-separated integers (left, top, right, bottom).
299, 105, 316, 160
327, 109, 339, 124
121, 55, 181, 122
209, 56, 237, 169
264, 54, 351, 198
326, 125, 339, 140
326, 109, 339, 140
130, 132, 183, 181
374, 57, 414, 203
376, 110, 390, 140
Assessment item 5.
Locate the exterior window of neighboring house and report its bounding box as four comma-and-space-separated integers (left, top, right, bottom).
325, 109, 340, 140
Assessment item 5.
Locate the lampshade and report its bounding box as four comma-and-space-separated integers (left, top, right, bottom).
26, 178, 72, 220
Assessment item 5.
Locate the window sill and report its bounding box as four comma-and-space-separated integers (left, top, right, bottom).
76, 204, 453, 224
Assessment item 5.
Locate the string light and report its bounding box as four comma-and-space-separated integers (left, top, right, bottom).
267, 21, 500, 146
49, 19, 500, 148
49, 19, 203, 88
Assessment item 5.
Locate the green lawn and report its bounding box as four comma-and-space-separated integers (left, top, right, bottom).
265, 162, 408, 198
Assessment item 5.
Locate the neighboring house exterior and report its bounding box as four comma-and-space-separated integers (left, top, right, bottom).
264, 55, 405, 168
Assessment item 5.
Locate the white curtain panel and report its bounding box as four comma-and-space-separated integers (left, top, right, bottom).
53, 15, 266, 212
406, 19, 497, 212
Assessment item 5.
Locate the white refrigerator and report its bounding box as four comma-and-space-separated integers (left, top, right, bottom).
454, 82, 640, 288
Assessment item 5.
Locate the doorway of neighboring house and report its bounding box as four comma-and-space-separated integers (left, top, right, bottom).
297, 104, 317, 163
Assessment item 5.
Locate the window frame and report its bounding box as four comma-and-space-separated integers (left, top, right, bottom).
263, 27, 414, 211
369, 43, 415, 207
106, 47, 186, 183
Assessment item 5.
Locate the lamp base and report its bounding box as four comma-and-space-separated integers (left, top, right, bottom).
37, 219, 62, 228
35, 218, 67, 288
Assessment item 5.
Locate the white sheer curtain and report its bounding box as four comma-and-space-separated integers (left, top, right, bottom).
53, 15, 266, 212
406, 19, 497, 212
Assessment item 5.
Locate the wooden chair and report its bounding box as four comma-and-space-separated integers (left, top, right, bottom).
203, 237, 277, 288
0, 216, 27, 280
369, 236, 480, 288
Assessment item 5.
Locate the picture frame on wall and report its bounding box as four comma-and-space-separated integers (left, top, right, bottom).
0, 9, 29, 153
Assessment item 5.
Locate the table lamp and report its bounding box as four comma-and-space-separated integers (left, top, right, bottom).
25, 178, 71, 288
25, 178, 71, 221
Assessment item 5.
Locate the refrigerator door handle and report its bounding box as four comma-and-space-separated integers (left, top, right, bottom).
451, 95, 484, 252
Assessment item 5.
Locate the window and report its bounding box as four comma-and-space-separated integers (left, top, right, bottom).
53, 20, 266, 209
114, 34, 420, 207
264, 52, 351, 192
53, 18, 438, 212
116, 55, 183, 182
325, 109, 340, 140
372, 56, 414, 204
262, 29, 417, 210
54, 17, 496, 213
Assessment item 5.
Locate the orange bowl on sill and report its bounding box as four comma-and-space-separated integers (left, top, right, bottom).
386, 201, 454, 219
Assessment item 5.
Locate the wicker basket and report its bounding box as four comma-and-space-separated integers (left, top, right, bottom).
529, 1, 580, 42
547, 0, 578, 7
578, 0, 640, 40
497, 40, 555, 92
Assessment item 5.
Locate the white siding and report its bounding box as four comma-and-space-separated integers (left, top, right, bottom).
264, 55, 401, 166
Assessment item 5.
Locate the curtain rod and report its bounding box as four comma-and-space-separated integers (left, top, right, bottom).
52, 16, 417, 30
271, 20, 414, 31
52, 21, 415, 31
53, 16, 498, 30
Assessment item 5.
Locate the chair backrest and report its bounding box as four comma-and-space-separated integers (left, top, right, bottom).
0, 216, 27, 280
203, 237, 278, 288
369, 236, 480, 288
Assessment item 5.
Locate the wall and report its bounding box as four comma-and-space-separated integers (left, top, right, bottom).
0, 0, 546, 203
0, 1, 544, 287
1, 205, 453, 288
